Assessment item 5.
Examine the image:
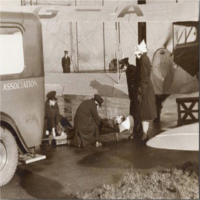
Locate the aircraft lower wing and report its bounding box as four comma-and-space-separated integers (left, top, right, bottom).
147, 123, 199, 151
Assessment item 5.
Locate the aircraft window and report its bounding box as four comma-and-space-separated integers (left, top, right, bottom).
0, 27, 25, 75
174, 25, 197, 45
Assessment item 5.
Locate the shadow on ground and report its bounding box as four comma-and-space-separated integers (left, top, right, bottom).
16, 168, 77, 199
77, 138, 198, 170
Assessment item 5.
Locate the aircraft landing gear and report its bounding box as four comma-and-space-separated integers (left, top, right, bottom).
154, 94, 170, 123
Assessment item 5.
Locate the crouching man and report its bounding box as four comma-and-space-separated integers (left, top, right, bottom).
74, 94, 104, 148
44, 91, 72, 138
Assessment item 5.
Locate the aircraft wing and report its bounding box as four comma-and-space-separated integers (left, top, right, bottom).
147, 123, 199, 151
0, 2, 198, 22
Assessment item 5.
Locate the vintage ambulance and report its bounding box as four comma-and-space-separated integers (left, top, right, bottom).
0, 11, 45, 186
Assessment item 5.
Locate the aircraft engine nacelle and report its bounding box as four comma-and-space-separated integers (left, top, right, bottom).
151, 48, 174, 95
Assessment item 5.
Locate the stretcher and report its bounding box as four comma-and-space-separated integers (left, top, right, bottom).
42, 134, 68, 146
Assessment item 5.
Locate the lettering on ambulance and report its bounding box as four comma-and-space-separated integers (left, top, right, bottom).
3, 80, 38, 91
34, 7, 59, 19
118, 5, 143, 17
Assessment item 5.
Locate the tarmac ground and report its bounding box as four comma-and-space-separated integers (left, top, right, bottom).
1, 121, 198, 199
1, 84, 199, 199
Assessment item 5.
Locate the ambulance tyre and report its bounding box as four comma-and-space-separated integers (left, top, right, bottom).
0, 126, 18, 186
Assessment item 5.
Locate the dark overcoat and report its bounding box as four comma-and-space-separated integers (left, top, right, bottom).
62, 56, 71, 73
125, 64, 140, 117
44, 101, 72, 136
123, 64, 142, 134
45, 101, 60, 129
138, 53, 157, 121
74, 99, 101, 147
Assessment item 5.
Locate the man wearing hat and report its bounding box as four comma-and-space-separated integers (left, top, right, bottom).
74, 94, 104, 147
61, 50, 71, 73
44, 91, 72, 138
119, 57, 142, 139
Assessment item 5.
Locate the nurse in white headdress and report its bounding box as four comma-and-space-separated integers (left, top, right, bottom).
134, 40, 157, 141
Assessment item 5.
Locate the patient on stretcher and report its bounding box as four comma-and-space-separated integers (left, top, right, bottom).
66, 115, 132, 146
101, 115, 131, 141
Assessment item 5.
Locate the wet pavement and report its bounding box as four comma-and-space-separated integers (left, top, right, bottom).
1, 130, 198, 199
1, 93, 199, 199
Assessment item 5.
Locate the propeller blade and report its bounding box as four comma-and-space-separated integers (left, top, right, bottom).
163, 30, 173, 49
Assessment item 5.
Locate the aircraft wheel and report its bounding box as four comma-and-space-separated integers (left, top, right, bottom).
0, 126, 18, 186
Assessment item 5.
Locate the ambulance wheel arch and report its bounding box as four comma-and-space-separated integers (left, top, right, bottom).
0, 125, 18, 186
0, 112, 30, 154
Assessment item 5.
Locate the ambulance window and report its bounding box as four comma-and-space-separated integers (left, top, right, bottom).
0, 27, 25, 75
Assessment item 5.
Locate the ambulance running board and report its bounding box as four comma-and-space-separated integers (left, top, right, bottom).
19, 145, 46, 164
19, 153, 46, 164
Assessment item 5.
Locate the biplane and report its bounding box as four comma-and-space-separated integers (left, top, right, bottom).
2, 1, 198, 122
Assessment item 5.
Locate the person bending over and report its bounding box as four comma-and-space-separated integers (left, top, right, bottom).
44, 91, 72, 138
74, 94, 104, 148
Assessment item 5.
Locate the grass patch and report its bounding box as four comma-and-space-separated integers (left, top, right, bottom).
77, 162, 199, 199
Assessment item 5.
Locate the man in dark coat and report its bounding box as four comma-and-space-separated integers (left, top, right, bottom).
74, 94, 104, 147
119, 57, 142, 139
61, 50, 71, 73
44, 91, 72, 138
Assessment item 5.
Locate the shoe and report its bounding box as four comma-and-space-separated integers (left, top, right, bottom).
128, 132, 142, 140
128, 134, 134, 140
95, 141, 102, 147
141, 132, 148, 141
77, 144, 83, 148
153, 117, 160, 123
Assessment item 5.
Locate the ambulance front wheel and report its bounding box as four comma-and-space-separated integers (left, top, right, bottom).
0, 126, 18, 186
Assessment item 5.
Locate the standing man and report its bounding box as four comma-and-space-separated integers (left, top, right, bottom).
134, 40, 157, 140
119, 57, 142, 139
62, 50, 71, 73
74, 94, 104, 148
